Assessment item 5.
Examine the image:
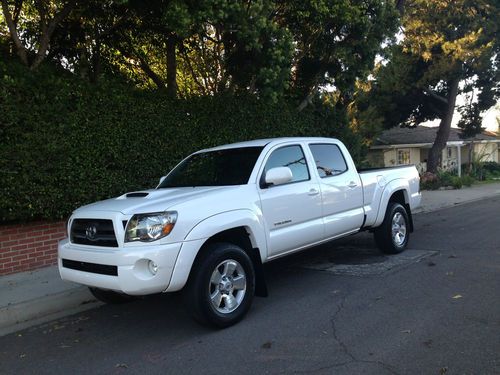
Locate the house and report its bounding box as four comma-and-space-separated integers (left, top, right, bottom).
367, 126, 500, 175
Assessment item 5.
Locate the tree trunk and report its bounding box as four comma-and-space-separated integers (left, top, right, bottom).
30, 0, 76, 70
138, 55, 166, 90
1, 0, 29, 65
396, 0, 406, 15
90, 35, 101, 83
166, 35, 177, 98
426, 78, 460, 173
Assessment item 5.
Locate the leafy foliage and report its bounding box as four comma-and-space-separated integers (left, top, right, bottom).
1, 0, 399, 103
354, 0, 499, 172
0, 58, 360, 223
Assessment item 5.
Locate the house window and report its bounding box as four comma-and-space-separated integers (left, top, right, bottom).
447, 147, 452, 158
397, 149, 411, 165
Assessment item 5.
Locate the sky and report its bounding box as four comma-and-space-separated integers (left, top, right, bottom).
423, 99, 499, 133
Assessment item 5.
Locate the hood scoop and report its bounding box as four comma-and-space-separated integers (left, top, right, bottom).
125, 192, 149, 198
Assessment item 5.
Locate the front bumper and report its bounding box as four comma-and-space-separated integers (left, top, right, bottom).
58, 238, 182, 295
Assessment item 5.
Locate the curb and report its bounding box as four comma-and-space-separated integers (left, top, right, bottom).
0, 286, 101, 337
414, 187, 500, 214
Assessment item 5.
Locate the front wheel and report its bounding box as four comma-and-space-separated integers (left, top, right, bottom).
374, 202, 410, 254
184, 242, 255, 328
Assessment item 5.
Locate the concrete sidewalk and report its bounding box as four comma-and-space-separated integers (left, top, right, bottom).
1, 182, 500, 336
414, 182, 500, 214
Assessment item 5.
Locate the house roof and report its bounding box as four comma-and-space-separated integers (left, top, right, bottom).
372, 126, 500, 148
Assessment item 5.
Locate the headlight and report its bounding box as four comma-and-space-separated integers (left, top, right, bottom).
125, 211, 177, 242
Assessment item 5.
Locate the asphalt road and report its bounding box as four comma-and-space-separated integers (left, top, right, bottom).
1, 197, 499, 375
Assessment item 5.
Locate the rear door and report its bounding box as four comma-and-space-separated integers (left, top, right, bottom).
258, 143, 323, 258
307, 142, 364, 238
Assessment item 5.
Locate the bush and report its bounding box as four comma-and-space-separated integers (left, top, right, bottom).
451, 176, 463, 189
420, 171, 476, 190
460, 175, 475, 187
461, 161, 500, 181
0, 59, 362, 223
437, 171, 456, 187
482, 162, 500, 180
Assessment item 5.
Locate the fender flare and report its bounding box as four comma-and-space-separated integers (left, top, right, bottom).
373, 179, 410, 228
165, 210, 267, 292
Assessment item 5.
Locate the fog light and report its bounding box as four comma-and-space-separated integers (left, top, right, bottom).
148, 260, 158, 275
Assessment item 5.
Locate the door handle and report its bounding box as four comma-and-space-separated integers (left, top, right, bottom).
308, 188, 320, 196
347, 181, 358, 188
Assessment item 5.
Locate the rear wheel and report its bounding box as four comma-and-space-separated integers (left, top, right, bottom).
374, 202, 410, 254
89, 287, 137, 304
184, 242, 255, 328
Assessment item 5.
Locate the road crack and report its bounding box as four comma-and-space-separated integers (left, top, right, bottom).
295, 294, 400, 375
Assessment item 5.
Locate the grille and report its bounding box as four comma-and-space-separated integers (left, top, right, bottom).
70, 219, 118, 247
62, 259, 118, 276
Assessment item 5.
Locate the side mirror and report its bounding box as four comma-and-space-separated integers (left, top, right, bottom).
159, 176, 167, 185
264, 167, 293, 187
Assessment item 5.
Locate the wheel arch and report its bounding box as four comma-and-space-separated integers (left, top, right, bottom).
190, 227, 268, 297
374, 180, 414, 232
165, 210, 268, 295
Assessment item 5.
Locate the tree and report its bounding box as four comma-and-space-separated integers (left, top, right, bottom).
275, 0, 399, 110
1, 0, 76, 70
360, 0, 499, 173
1, 0, 402, 104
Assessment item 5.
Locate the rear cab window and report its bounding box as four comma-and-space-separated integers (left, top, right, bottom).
309, 143, 348, 178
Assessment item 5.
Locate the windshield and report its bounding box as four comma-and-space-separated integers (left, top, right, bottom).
158, 146, 264, 188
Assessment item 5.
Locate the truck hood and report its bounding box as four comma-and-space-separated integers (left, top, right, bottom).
73, 186, 237, 215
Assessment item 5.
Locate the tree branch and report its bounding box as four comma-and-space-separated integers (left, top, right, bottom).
138, 54, 166, 90
31, 0, 77, 70
118, 41, 166, 90
179, 44, 207, 95
1, 0, 29, 65
396, 0, 406, 16
423, 87, 449, 105
98, 11, 131, 39
13, 0, 23, 27
297, 84, 319, 112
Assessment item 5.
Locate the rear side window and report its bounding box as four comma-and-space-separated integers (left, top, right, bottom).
264, 145, 310, 183
309, 144, 348, 177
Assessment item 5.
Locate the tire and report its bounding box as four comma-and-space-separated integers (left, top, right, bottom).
374, 202, 410, 254
89, 287, 137, 304
184, 242, 255, 328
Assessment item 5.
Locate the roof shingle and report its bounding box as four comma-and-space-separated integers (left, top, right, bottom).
373, 126, 499, 146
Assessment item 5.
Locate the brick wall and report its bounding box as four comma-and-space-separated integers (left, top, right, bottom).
0, 221, 66, 276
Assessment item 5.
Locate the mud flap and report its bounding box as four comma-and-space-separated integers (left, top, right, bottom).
250, 248, 268, 297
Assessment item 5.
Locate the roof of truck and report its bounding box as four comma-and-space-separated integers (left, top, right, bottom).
202, 137, 339, 152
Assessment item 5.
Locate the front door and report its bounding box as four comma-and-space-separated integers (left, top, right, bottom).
258, 144, 323, 258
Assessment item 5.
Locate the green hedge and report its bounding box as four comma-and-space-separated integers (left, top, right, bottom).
0, 60, 362, 223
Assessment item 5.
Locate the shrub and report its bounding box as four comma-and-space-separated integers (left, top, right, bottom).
420, 171, 476, 190
0, 59, 362, 223
437, 171, 456, 187
420, 172, 440, 190
482, 162, 500, 180
460, 175, 475, 187
451, 176, 463, 189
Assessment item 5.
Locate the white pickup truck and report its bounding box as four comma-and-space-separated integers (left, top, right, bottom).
59, 137, 421, 327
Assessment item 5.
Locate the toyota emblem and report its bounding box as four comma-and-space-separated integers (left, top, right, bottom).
85, 225, 97, 240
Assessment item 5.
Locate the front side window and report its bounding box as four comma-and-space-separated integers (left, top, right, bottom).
309, 144, 348, 177
263, 145, 310, 184
159, 147, 263, 187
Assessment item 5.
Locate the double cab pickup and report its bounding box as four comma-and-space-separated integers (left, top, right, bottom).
59, 137, 421, 327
